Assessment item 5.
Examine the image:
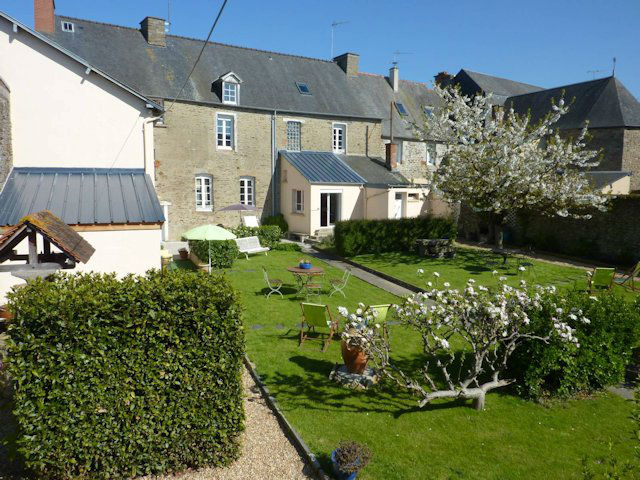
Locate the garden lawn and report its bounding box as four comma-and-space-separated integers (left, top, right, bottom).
225, 250, 637, 479
348, 245, 639, 300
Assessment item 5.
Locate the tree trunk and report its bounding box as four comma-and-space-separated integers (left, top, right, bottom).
489, 214, 505, 249
472, 393, 485, 411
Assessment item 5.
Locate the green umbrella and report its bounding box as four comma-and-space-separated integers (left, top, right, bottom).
182, 225, 237, 272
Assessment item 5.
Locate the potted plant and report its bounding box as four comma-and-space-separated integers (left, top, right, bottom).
338, 304, 377, 374
298, 258, 312, 269
178, 247, 189, 260
331, 440, 371, 479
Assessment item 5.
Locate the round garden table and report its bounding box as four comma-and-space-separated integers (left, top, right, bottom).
287, 266, 325, 297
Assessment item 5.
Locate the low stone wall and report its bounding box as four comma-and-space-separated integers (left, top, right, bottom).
458, 196, 640, 266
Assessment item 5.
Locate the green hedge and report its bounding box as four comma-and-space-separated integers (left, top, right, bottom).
232, 225, 282, 248
6, 270, 245, 479
334, 217, 457, 257
511, 291, 640, 399
189, 239, 239, 268
263, 214, 289, 234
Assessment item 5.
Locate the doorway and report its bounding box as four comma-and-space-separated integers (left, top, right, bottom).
393, 192, 404, 219
320, 192, 340, 227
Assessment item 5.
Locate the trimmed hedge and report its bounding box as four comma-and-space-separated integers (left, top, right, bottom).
511, 291, 640, 399
273, 242, 302, 252
6, 270, 245, 479
334, 217, 457, 257
189, 239, 239, 268
263, 214, 289, 234
232, 225, 282, 249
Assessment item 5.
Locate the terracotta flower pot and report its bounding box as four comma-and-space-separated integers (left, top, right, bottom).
341, 340, 368, 374
178, 248, 189, 260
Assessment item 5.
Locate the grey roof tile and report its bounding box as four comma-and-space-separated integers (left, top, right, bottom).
0, 168, 165, 226
337, 155, 412, 187
281, 151, 365, 184
454, 69, 543, 105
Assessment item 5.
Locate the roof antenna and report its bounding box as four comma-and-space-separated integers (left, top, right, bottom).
587, 69, 605, 79
612, 57, 616, 76
331, 20, 349, 59
392, 50, 413, 66
165, 0, 172, 33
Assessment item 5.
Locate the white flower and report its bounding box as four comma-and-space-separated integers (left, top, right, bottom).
467, 279, 475, 284
356, 308, 363, 315
443, 282, 451, 288
427, 281, 433, 287
433, 272, 440, 278
417, 268, 424, 275
338, 306, 348, 317
326, 320, 332, 326
518, 266, 526, 272
375, 323, 381, 329
589, 296, 598, 301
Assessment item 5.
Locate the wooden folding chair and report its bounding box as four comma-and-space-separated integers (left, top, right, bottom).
299, 303, 338, 352
588, 267, 615, 293
614, 261, 640, 292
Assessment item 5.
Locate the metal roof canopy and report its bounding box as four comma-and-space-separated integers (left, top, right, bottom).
0, 210, 95, 280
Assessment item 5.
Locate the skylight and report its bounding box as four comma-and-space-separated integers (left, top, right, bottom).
296, 82, 311, 95
423, 106, 434, 117
395, 102, 408, 116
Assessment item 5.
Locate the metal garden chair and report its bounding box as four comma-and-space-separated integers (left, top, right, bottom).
299, 303, 338, 352
329, 268, 352, 298
614, 261, 640, 292
262, 267, 283, 298
588, 267, 615, 293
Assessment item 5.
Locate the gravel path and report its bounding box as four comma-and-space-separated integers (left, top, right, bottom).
148, 367, 315, 480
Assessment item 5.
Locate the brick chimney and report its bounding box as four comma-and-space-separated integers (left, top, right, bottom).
388, 66, 399, 92
34, 0, 55, 33
140, 17, 166, 47
385, 142, 397, 170
333, 52, 359, 76
434, 71, 454, 87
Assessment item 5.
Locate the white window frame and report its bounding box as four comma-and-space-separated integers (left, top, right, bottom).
195, 175, 213, 212
292, 189, 304, 213
61, 21, 74, 32
286, 121, 302, 151
332, 123, 347, 154
216, 113, 235, 150
240, 176, 255, 206
222, 81, 239, 105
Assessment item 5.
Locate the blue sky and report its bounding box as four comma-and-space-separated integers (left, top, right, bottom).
3, 0, 640, 97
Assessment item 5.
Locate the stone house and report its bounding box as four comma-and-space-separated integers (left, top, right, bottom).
0, 8, 165, 300
37, 3, 444, 240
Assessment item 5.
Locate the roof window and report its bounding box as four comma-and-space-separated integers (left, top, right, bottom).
296, 82, 311, 95
61, 21, 75, 33
423, 106, 434, 117
395, 102, 409, 116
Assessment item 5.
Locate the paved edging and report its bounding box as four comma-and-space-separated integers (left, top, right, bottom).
311, 247, 424, 294
242, 355, 330, 480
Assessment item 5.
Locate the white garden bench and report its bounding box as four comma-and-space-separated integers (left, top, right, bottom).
235, 236, 270, 260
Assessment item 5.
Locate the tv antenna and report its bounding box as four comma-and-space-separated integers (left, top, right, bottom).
392, 50, 413, 66
165, 0, 172, 33
612, 57, 617, 76
330, 20, 349, 59
587, 69, 605, 79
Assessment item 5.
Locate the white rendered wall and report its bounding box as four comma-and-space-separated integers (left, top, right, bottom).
0, 19, 154, 171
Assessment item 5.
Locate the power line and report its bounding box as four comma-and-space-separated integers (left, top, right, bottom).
164, 0, 229, 113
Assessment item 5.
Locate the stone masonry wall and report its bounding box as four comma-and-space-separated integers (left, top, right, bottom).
0, 78, 11, 187
623, 129, 640, 191
154, 101, 383, 240
388, 140, 443, 181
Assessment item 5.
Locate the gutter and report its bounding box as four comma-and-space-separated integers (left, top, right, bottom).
142, 116, 162, 183
271, 110, 277, 216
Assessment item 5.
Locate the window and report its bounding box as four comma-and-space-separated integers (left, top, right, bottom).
240, 177, 254, 205
61, 21, 74, 32
423, 106, 434, 118
395, 102, 408, 116
195, 175, 213, 211
222, 82, 238, 105
397, 141, 403, 164
286, 121, 301, 151
408, 193, 419, 201
216, 114, 234, 149
332, 123, 346, 154
296, 82, 311, 95
292, 189, 304, 213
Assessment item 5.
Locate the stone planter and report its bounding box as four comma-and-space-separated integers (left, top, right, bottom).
341, 340, 368, 374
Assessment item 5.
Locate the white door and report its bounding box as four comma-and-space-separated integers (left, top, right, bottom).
320, 192, 340, 227
393, 192, 404, 219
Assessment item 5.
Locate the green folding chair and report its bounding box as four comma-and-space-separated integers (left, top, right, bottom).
588, 267, 615, 293
299, 303, 338, 352
366, 304, 393, 324
614, 261, 640, 292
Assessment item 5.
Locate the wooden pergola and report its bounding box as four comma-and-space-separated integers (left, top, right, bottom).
0, 210, 95, 280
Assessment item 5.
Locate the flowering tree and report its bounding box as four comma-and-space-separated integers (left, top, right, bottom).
414, 84, 608, 247
339, 278, 589, 410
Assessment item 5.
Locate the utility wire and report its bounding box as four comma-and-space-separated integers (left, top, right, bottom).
164, 0, 229, 113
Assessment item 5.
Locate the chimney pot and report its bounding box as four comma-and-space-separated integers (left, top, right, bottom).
333, 52, 359, 76
388, 66, 399, 92
34, 0, 55, 33
386, 143, 398, 171
140, 16, 166, 47
434, 71, 454, 87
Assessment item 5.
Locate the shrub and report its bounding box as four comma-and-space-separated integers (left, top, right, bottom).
189, 239, 239, 268
511, 291, 640, 399
232, 225, 282, 248
5, 270, 245, 479
263, 214, 288, 233
273, 242, 302, 252
334, 217, 457, 257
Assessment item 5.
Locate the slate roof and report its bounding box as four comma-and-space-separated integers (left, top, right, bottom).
338, 155, 413, 187
505, 77, 640, 129
0, 168, 165, 226
281, 151, 365, 184
43, 15, 438, 135
0, 11, 162, 111
453, 69, 543, 105
0, 211, 95, 263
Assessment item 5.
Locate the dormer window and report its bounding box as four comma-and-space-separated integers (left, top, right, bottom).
61, 21, 75, 33
214, 72, 243, 106
223, 82, 238, 105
